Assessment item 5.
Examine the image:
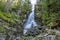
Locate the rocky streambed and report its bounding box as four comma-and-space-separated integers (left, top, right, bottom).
0, 29, 60, 40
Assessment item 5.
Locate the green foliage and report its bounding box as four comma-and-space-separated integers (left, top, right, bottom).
0, 1, 5, 11
0, 26, 5, 30
0, 11, 20, 23
38, 0, 60, 27
21, 0, 31, 14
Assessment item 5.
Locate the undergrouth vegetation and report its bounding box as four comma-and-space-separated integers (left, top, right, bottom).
0, 0, 60, 40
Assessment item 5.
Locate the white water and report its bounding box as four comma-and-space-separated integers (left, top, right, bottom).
0, 38, 5, 40
23, 0, 37, 35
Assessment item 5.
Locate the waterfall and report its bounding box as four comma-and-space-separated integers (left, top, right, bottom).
23, 0, 37, 35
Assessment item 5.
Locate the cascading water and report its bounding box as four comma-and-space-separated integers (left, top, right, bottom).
23, 0, 37, 35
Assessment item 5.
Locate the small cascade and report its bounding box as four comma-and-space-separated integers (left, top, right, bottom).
23, 0, 37, 35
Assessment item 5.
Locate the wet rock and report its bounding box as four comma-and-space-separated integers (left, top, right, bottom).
26, 26, 41, 36
42, 25, 48, 30
0, 37, 5, 40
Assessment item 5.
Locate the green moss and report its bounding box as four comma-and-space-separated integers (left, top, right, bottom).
0, 26, 5, 30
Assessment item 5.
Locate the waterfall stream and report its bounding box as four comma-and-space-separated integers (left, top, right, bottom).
23, 0, 37, 35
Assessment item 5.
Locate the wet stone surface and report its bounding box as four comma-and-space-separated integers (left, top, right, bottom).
0, 37, 5, 40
